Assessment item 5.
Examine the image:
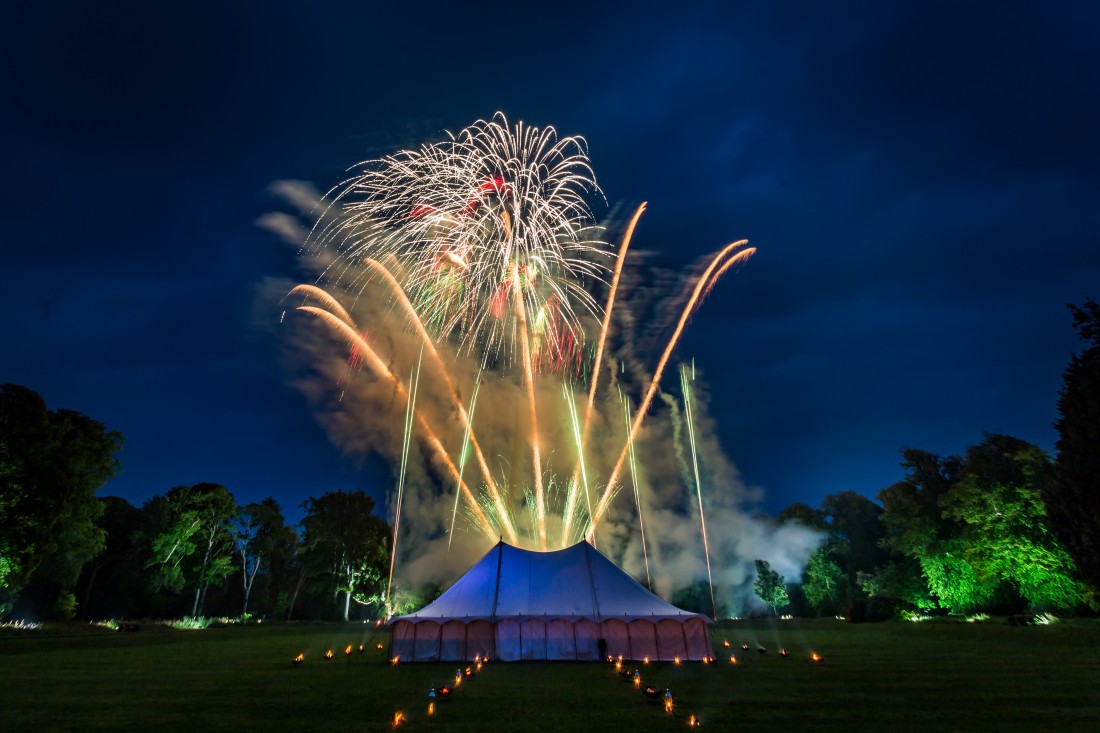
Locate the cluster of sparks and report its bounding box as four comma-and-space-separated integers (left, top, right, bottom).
287, 114, 754, 610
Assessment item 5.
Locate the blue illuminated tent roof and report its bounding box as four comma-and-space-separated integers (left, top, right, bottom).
391, 540, 709, 623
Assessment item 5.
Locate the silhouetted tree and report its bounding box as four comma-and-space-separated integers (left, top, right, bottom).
1047, 299, 1100, 596
232, 498, 291, 615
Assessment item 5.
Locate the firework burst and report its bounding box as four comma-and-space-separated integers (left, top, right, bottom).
311, 113, 608, 371
284, 114, 755, 577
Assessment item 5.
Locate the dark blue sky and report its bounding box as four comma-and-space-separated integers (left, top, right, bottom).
3, 1, 1098, 523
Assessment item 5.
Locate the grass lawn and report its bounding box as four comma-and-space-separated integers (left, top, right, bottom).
1, 618, 1098, 732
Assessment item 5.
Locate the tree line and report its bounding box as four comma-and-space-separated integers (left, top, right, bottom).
0, 383, 395, 622
752, 300, 1100, 619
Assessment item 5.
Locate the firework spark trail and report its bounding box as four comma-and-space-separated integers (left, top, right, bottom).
681, 363, 716, 619
449, 371, 482, 552
363, 257, 518, 543
295, 305, 496, 539
621, 392, 652, 589
562, 383, 592, 546
287, 284, 356, 326
587, 241, 755, 540
511, 261, 546, 549
386, 347, 423, 618
562, 202, 646, 542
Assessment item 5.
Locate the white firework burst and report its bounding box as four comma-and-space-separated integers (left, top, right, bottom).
310, 113, 609, 371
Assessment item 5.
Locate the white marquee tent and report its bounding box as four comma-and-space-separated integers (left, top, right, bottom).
389, 541, 712, 662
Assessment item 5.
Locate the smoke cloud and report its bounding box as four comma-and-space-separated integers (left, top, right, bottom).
260, 181, 821, 613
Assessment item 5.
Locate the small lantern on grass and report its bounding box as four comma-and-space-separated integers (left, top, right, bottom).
810, 652, 824, 665
673, 656, 681, 665
358, 644, 365, 653
292, 653, 304, 666
779, 649, 790, 658
644, 685, 660, 701
688, 714, 701, 727
757, 646, 767, 655
391, 655, 400, 666
392, 711, 405, 727
428, 689, 437, 716
464, 666, 475, 678
619, 666, 633, 680
438, 686, 452, 699
455, 669, 463, 687
740, 643, 750, 652
376, 643, 384, 650
643, 656, 650, 665
729, 655, 737, 665
324, 649, 334, 660
615, 659, 623, 672
345, 645, 353, 657
664, 690, 674, 715
723, 639, 730, 648
633, 669, 641, 688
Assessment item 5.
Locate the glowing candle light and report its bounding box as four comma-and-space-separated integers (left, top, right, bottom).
324, 649, 334, 660
428, 689, 437, 716
633, 670, 641, 687
729, 655, 737, 665
391, 655, 400, 666
664, 690, 674, 715
344, 645, 353, 656
674, 656, 681, 665
643, 656, 649, 665
292, 653, 304, 666
392, 711, 405, 727
811, 652, 824, 665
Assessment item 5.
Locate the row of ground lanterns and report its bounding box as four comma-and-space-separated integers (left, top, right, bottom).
290, 639, 824, 727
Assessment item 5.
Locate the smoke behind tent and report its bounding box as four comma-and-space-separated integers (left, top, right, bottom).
260, 179, 821, 613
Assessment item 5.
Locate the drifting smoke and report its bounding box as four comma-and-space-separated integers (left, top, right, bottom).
260, 134, 820, 612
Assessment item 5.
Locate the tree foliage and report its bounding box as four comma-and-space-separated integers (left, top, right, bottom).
0, 384, 122, 618
753, 559, 789, 612
300, 490, 390, 621
1047, 299, 1100, 595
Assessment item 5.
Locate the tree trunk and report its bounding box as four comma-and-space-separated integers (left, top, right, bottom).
80, 564, 100, 621
343, 590, 351, 622
191, 585, 201, 617
286, 569, 304, 622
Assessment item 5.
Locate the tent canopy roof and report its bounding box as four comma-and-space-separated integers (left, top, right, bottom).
391, 541, 709, 624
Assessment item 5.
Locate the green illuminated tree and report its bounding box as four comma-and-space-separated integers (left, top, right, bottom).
878, 448, 999, 613
145, 483, 236, 616
300, 490, 390, 621
1046, 299, 1100, 596
0, 384, 122, 619
943, 435, 1089, 611
753, 559, 789, 613
802, 546, 849, 615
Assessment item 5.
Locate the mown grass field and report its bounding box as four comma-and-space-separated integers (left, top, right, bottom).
1, 618, 1098, 732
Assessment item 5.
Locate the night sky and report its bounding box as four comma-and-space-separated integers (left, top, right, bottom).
3, 1, 1098, 525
